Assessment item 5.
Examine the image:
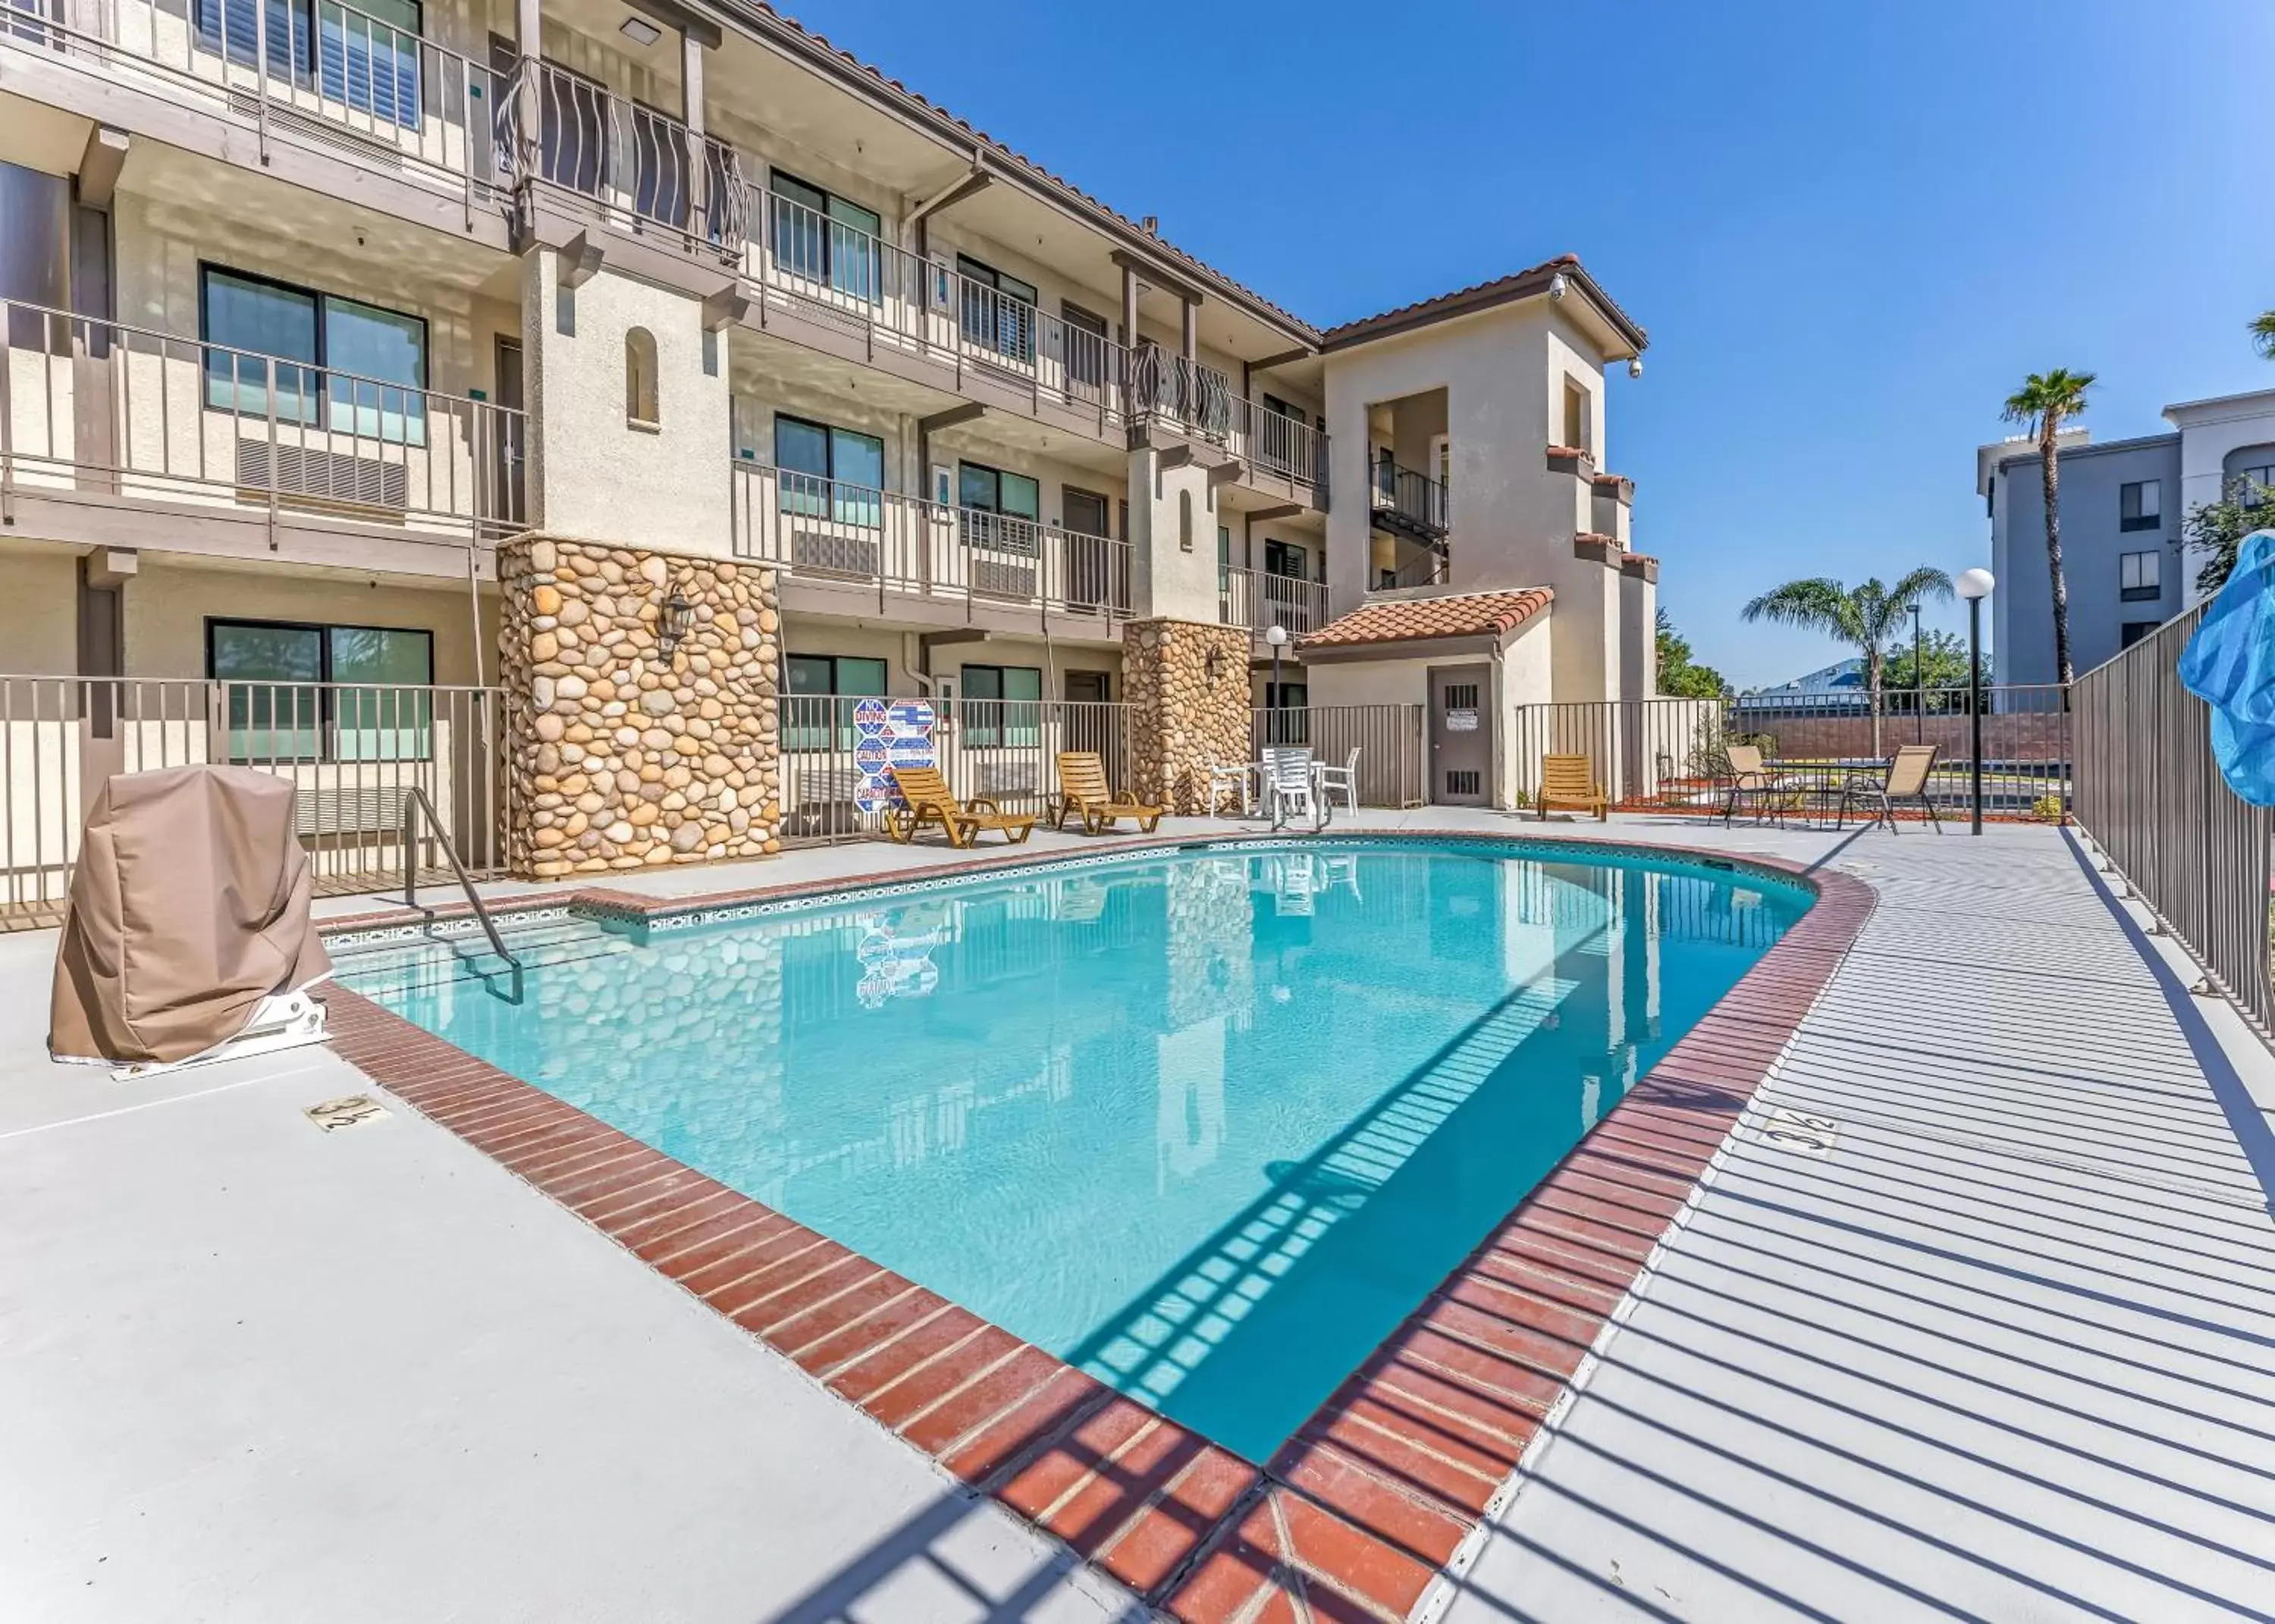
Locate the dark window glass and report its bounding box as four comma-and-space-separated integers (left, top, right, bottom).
2119, 479, 2162, 531
960, 663, 1040, 748
781, 654, 890, 751
200, 266, 426, 444
770, 170, 882, 301
208, 618, 431, 761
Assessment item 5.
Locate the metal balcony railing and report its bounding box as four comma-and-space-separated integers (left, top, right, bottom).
1126, 349, 1326, 493
1219, 566, 1329, 638
494, 58, 747, 252
728, 462, 1133, 619
0, 296, 527, 538
1, 0, 491, 205
742, 186, 1134, 423
1368, 454, 1449, 539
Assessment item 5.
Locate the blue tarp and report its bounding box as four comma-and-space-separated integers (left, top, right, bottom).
2178, 529, 2275, 806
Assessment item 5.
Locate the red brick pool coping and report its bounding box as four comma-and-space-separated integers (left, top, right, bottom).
319, 832, 1875, 1622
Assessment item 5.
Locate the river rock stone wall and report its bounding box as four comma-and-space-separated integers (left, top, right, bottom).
498, 535, 780, 879
1122, 617, 1251, 816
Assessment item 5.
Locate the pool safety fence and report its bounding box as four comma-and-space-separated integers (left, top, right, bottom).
0, 676, 507, 927
2072, 605, 2274, 1040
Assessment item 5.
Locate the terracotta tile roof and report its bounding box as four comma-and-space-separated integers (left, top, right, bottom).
728, 9, 1645, 361
742, 4, 1317, 339
1321, 257, 1648, 354
1298, 588, 1552, 651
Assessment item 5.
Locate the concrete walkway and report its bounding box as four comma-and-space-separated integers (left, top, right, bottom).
1431, 829, 2275, 1624
4, 812, 2270, 1622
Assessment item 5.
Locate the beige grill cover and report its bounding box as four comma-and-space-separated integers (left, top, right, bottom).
49, 764, 331, 1066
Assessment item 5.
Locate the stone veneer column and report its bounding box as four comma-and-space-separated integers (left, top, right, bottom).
1122, 616, 1252, 816
499, 535, 780, 879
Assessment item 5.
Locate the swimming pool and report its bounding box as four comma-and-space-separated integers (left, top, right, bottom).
343, 839, 1810, 1463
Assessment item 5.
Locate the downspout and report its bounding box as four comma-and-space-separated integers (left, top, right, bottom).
1489, 635, 1508, 812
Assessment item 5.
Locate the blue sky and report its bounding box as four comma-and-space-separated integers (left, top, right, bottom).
792, 0, 2275, 687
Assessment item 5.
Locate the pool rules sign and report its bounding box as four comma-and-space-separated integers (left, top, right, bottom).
852, 698, 937, 813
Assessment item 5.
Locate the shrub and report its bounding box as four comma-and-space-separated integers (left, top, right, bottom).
2031, 793, 2065, 823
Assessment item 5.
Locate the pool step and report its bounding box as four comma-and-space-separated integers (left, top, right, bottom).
325, 910, 636, 995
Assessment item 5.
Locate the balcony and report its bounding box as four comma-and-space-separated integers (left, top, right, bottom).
1368, 455, 1448, 541
1126, 350, 1327, 500
495, 60, 747, 262
2, 0, 494, 216
729, 462, 1132, 625
1, 297, 526, 567
1219, 566, 1329, 639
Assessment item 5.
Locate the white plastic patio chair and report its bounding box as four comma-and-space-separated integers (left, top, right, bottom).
1263, 746, 1326, 832
1315, 747, 1360, 814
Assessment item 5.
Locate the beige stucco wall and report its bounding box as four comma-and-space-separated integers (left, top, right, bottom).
1323, 302, 1633, 705
121, 560, 497, 685
0, 550, 82, 675
1126, 450, 1222, 622
523, 252, 731, 555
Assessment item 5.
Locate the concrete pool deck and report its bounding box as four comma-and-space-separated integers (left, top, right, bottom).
2, 810, 2270, 1622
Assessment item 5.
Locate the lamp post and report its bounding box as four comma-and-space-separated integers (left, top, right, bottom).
1264, 622, 1290, 743
1956, 568, 1994, 836
1909, 602, 1924, 744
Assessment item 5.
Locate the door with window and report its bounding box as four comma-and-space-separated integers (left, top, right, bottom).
1429, 666, 1490, 806
1062, 303, 1109, 393
1062, 487, 1112, 611
486, 337, 525, 528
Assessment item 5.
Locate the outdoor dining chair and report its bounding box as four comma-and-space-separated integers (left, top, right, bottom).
1262, 746, 1327, 832
1315, 748, 1361, 814
1839, 743, 1942, 833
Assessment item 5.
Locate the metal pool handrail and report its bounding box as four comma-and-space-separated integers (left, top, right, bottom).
402, 785, 522, 982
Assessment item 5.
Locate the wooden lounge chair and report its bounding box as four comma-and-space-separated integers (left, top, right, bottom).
1051, 751, 1163, 834
1839, 743, 1941, 833
884, 765, 1037, 848
1537, 754, 1609, 821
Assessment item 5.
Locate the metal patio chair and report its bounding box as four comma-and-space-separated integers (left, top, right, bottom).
1838, 743, 1942, 834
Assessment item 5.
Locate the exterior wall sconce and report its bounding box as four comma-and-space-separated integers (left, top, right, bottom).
659, 575, 699, 655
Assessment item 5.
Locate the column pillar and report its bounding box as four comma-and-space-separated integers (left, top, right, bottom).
1120, 616, 1250, 815
1180, 296, 1197, 364
1120, 262, 1139, 350
499, 535, 781, 879
681, 29, 708, 238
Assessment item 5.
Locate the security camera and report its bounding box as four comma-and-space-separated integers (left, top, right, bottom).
1547, 273, 1568, 301
1628, 358, 1643, 380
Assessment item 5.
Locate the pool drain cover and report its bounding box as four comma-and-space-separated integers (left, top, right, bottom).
305, 1095, 391, 1133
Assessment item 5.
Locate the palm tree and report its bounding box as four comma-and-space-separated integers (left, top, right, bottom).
2002, 369, 2095, 685
1742, 571, 1955, 757
2253, 310, 2275, 360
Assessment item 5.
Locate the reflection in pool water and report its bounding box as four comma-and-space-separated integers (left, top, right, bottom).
350, 841, 1807, 1462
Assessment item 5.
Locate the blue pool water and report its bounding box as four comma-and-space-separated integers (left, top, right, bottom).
343, 840, 1809, 1463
